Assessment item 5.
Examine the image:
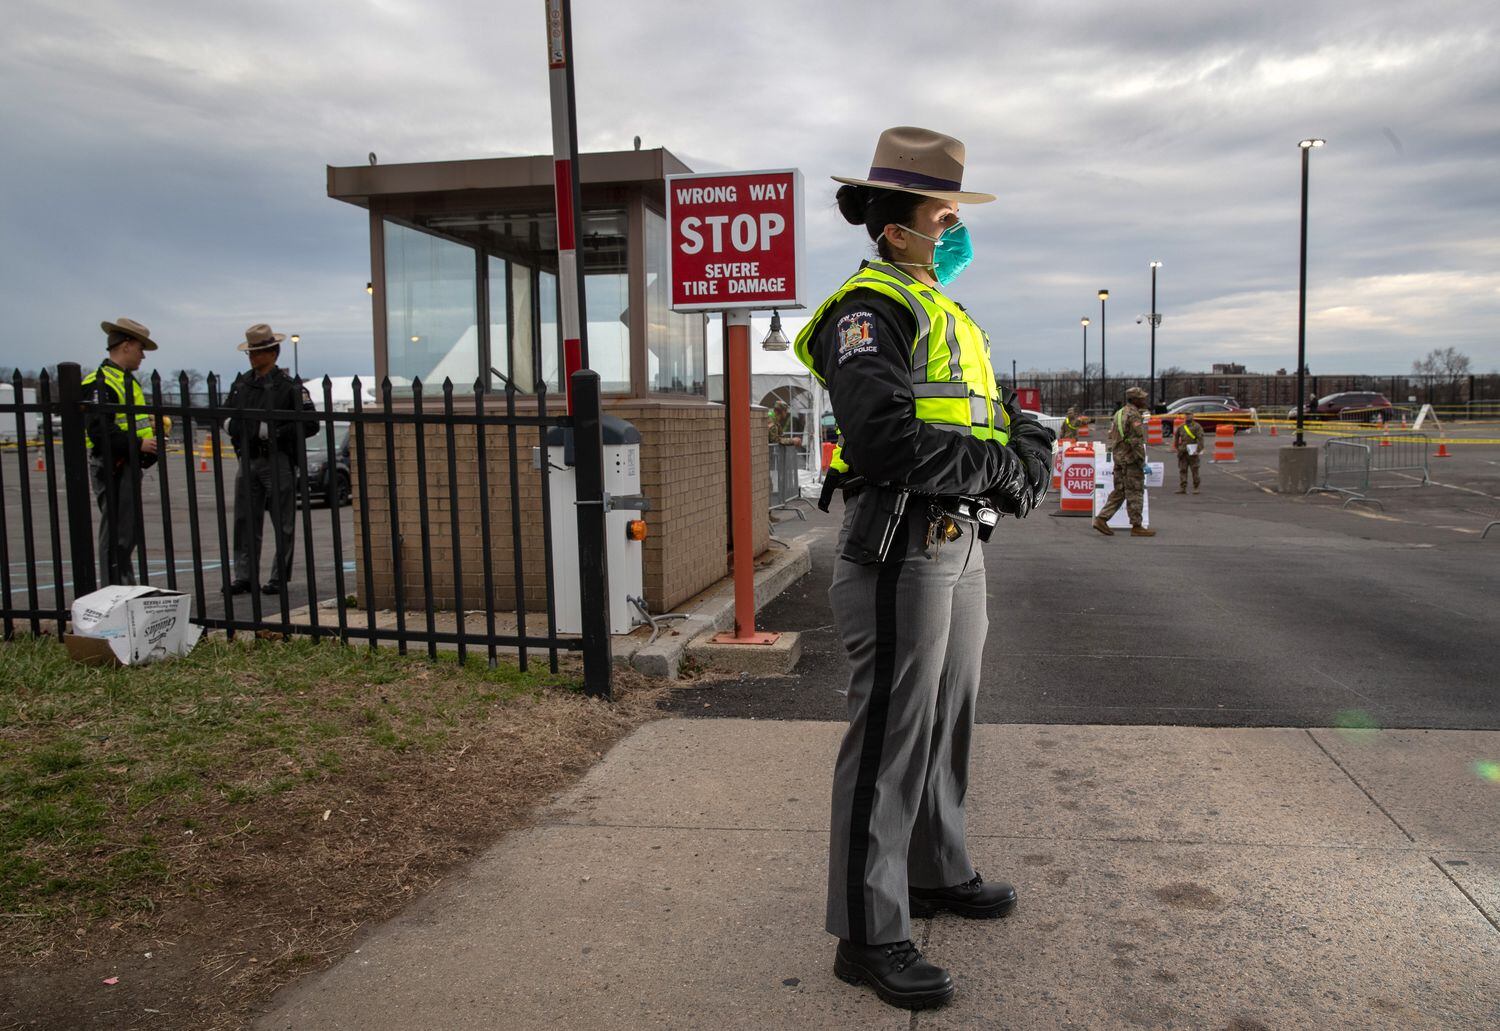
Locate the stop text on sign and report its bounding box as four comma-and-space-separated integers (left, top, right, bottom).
666, 168, 805, 312
1062, 462, 1095, 496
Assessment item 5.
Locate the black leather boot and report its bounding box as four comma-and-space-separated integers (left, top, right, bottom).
909, 872, 1018, 919
833, 938, 954, 1010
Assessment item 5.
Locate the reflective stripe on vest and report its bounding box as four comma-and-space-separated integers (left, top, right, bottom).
1183, 424, 1198, 440
793, 261, 1009, 473
81, 363, 154, 447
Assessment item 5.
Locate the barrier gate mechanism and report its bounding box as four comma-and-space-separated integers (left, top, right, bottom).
1309, 432, 1431, 510
535, 415, 650, 634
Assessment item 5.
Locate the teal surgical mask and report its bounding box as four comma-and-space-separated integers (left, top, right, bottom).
891, 221, 974, 286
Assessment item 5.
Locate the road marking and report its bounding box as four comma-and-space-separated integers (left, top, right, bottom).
1390, 471, 1500, 501
1214, 466, 1277, 496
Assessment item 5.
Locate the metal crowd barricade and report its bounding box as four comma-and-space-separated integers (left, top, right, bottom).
1310, 437, 1371, 507
0, 363, 616, 697
769, 441, 810, 520
1311, 432, 1431, 510
1366, 432, 1431, 487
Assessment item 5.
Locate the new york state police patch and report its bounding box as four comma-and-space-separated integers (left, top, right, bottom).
835, 311, 878, 366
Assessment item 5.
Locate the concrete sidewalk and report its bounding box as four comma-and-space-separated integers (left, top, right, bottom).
256, 720, 1500, 1030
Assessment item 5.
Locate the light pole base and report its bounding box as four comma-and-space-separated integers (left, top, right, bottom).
1277, 445, 1318, 494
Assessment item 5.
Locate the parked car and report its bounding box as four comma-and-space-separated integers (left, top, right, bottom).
1159, 400, 1254, 435
1288, 391, 1394, 422
1165, 394, 1239, 412
296, 426, 351, 506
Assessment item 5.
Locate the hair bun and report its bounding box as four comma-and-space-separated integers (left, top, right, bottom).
835, 185, 869, 226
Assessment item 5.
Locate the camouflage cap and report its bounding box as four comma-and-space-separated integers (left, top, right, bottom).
1125, 386, 1148, 402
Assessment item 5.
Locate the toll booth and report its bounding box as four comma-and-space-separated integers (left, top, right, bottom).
328, 148, 770, 616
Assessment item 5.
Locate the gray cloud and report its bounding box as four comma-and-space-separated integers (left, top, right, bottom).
1, 0, 1496, 385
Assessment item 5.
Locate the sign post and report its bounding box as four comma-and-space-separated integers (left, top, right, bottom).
544, 0, 589, 413
666, 170, 804, 643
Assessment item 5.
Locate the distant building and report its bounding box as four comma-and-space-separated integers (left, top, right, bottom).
1211, 363, 1247, 375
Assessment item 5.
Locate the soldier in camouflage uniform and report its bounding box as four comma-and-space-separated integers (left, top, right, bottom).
1094, 386, 1155, 537
1173, 412, 1204, 493
1061, 406, 1088, 440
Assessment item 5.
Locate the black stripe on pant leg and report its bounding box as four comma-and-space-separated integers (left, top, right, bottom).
845, 519, 908, 944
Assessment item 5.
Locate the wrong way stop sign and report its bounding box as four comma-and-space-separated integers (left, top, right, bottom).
665, 169, 805, 312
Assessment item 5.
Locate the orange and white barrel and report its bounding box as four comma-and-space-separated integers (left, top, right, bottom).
1147, 416, 1163, 446
1051, 440, 1069, 490
1059, 442, 1096, 516
1212, 423, 1237, 462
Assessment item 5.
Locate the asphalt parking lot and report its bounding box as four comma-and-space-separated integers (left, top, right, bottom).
669, 423, 1500, 730
1, 450, 354, 626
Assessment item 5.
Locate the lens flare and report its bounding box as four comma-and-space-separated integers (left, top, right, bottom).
1332, 710, 1380, 740
1472, 760, 1500, 784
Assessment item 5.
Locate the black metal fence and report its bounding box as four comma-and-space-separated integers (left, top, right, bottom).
0, 363, 615, 697
1024, 372, 1500, 417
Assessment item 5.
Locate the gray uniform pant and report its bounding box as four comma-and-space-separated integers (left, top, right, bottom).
826, 501, 987, 945
233, 453, 297, 585
90, 459, 141, 586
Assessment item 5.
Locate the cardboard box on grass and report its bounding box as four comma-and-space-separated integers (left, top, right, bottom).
65, 586, 202, 666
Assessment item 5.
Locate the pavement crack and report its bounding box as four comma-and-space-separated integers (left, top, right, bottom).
1429, 856, 1500, 933
1304, 729, 1416, 843
1313, 666, 1378, 704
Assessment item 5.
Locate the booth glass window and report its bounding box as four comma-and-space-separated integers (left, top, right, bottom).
486, 256, 511, 392
645, 206, 706, 395
539, 270, 560, 394
582, 209, 630, 393
383, 221, 480, 393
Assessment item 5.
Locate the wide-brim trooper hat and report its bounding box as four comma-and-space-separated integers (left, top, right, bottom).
237, 323, 287, 352
100, 316, 159, 351
832, 126, 997, 205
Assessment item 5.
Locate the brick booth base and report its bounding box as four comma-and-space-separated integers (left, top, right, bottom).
350, 398, 768, 615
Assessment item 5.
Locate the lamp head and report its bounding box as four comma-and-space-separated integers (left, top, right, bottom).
1098, 289, 1109, 300
1299, 138, 1326, 149
760, 310, 790, 352
1081, 317, 1090, 327
1150, 261, 1163, 268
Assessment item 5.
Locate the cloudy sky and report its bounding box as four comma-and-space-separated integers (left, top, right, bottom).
3, 0, 1497, 385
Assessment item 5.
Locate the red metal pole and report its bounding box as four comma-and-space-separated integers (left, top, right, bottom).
545, 0, 588, 410
715, 310, 778, 645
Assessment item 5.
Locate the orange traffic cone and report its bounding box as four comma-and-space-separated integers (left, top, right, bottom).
1380, 435, 1393, 448
1269, 424, 1278, 437
35, 456, 45, 472
199, 457, 209, 472
1435, 442, 1452, 458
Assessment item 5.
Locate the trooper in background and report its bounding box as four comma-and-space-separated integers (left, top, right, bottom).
1174, 410, 1205, 493
224, 324, 318, 596
1061, 405, 1088, 440
1094, 385, 1155, 537
84, 317, 160, 585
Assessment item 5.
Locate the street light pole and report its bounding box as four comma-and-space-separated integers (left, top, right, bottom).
1148, 262, 1162, 408
1295, 139, 1324, 447
1098, 289, 1109, 410
1081, 317, 1090, 411
290, 333, 301, 379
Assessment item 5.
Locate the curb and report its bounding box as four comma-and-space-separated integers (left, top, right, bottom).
624, 534, 815, 680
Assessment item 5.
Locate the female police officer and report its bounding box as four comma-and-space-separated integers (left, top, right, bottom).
792, 127, 1054, 1010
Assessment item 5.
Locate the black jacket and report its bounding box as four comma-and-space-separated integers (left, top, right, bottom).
224, 367, 318, 458
808, 287, 1053, 497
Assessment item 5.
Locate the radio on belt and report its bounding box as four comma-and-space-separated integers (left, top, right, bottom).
533, 415, 649, 635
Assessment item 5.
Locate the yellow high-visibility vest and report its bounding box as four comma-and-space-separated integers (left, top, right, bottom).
81, 362, 154, 448
793, 261, 1008, 474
